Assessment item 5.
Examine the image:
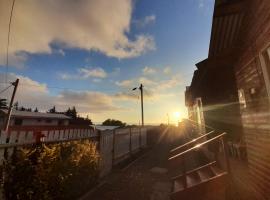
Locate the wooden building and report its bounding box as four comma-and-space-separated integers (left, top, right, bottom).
186, 0, 270, 198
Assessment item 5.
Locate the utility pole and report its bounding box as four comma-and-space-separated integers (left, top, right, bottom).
4, 78, 19, 132
132, 83, 144, 127
139, 84, 144, 126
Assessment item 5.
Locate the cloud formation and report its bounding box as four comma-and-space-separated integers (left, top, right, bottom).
134, 15, 156, 28
115, 79, 134, 87
60, 67, 107, 80
0, 0, 155, 67
163, 66, 172, 74
142, 66, 156, 75
0, 73, 121, 113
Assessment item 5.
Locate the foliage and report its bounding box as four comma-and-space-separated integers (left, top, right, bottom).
48, 106, 56, 113
2, 140, 99, 200
102, 119, 126, 127
0, 99, 8, 109
65, 106, 77, 119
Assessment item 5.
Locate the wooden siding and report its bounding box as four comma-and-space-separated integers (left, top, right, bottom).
234, 0, 270, 198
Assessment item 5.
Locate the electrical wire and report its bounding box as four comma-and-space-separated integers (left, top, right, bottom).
0, 84, 12, 95
5, 0, 16, 83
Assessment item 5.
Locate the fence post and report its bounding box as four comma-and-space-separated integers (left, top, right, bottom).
139, 127, 142, 149
112, 129, 116, 166
183, 154, 187, 189
129, 128, 132, 156
221, 135, 231, 174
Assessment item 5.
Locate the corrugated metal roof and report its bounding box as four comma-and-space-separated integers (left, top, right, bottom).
0, 109, 70, 119
92, 125, 120, 131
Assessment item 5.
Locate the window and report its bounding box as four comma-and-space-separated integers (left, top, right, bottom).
260, 46, 270, 97
238, 89, 246, 109
14, 118, 23, 126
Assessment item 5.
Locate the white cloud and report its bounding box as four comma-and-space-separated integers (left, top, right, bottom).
134, 15, 156, 28
139, 77, 157, 86
163, 66, 171, 74
0, 73, 122, 113
57, 91, 121, 113
79, 67, 107, 78
60, 67, 107, 80
142, 66, 156, 75
115, 79, 134, 87
0, 0, 155, 68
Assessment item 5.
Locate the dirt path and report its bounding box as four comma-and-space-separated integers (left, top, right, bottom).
85, 142, 172, 200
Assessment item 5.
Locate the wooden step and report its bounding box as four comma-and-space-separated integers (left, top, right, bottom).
171, 172, 228, 200
172, 161, 216, 181
210, 165, 224, 176
173, 179, 184, 192
186, 172, 202, 187
197, 167, 215, 181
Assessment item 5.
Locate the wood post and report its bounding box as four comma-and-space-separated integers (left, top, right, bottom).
129, 128, 132, 155
112, 130, 116, 165
221, 135, 231, 174
182, 154, 187, 189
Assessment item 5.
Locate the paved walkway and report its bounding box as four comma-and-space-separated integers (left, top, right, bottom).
85, 141, 172, 200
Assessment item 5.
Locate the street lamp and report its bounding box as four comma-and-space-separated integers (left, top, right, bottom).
132, 83, 144, 126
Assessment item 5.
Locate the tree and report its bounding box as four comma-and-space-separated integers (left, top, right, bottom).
102, 119, 126, 127
65, 106, 77, 119
48, 106, 56, 113
13, 102, 19, 110
0, 99, 8, 109
34, 107, 39, 112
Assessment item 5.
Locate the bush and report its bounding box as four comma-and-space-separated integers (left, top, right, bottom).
2, 140, 99, 200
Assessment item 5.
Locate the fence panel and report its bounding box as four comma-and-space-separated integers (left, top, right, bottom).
141, 128, 147, 147
99, 130, 113, 177
114, 128, 130, 160
131, 128, 140, 151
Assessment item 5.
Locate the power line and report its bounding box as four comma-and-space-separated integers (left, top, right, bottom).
0, 84, 12, 95
5, 0, 16, 83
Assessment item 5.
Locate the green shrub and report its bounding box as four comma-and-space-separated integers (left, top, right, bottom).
2, 140, 99, 200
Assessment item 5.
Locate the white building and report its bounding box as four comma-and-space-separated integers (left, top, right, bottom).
0, 109, 70, 128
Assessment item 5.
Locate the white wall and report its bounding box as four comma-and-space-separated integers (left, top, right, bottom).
9, 118, 69, 126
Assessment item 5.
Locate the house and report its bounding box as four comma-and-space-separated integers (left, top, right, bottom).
186, 0, 270, 198
0, 109, 70, 128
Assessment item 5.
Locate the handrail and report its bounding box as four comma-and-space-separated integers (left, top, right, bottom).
168, 132, 227, 161
170, 130, 215, 153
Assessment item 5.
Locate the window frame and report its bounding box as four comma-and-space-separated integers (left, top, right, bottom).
259, 45, 270, 98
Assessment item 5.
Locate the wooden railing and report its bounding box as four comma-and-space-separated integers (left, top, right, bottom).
168, 132, 230, 189
170, 130, 215, 156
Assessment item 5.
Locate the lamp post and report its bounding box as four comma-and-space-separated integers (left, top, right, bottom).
132, 83, 144, 126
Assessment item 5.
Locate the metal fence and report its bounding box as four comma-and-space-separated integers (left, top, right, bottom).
0, 126, 147, 178
0, 126, 98, 162
99, 127, 147, 177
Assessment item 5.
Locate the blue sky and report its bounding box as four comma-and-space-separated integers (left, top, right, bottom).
0, 0, 214, 124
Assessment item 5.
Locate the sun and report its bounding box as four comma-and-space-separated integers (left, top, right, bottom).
173, 111, 181, 122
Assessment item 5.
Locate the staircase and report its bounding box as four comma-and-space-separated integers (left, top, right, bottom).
168, 132, 230, 200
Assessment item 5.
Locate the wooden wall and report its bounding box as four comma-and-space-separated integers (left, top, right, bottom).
234, 0, 270, 198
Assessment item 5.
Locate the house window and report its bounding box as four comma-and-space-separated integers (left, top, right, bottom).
14, 118, 23, 126
238, 89, 246, 109
260, 46, 270, 97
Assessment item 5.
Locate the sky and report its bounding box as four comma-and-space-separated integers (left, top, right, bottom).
0, 0, 214, 125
